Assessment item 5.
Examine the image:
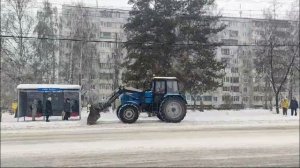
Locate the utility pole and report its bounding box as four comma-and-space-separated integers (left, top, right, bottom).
0, 0, 2, 121
239, 4, 242, 18
298, 0, 300, 103
79, 5, 83, 86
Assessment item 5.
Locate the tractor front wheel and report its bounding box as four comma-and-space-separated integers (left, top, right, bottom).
159, 97, 186, 123
118, 104, 139, 124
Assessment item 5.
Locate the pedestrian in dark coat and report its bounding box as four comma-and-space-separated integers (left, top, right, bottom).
37, 100, 43, 115
290, 97, 298, 116
45, 97, 53, 122
71, 100, 79, 116
63, 98, 71, 120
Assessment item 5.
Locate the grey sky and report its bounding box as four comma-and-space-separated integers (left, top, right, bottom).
32, 0, 298, 19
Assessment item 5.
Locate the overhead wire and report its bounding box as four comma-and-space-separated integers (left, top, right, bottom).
0, 34, 298, 47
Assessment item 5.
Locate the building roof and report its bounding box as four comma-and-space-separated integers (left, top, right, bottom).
17, 84, 81, 90
153, 77, 177, 80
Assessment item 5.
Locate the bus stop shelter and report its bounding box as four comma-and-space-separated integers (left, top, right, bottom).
16, 84, 81, 121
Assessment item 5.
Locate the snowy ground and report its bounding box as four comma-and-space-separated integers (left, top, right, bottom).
1, 108, 299, 167
1, 108, 299, 132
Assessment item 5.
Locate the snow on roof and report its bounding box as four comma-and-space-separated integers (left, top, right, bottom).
153, 77, 177, 80
17, 84, 81, 90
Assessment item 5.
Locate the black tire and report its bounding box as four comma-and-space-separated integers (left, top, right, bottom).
116, 105, 122, 120
156, 112, 165, 121
159, 97, 186, 123
119, 104, 139, 124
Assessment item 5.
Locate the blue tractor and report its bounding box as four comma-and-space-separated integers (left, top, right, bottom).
87, 77, 187, 125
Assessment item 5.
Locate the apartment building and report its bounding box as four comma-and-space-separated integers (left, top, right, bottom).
186, 17, 297, 108
59, 6, 297, 108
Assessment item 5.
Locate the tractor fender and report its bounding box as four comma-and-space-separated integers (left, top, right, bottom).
123, 101, 140, 108
163, 94, 187, 104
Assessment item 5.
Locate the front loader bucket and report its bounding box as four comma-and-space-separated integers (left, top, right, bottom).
87, 103, 110, 125
87, 105, 101, 125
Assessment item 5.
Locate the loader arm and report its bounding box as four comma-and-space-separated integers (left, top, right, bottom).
87, 86, 142, 125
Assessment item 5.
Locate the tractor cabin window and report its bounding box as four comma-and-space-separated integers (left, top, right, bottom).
167, 80, 179, 94
155, 81, 165, 94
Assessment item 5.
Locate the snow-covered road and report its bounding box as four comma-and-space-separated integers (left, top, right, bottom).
1, 125, 299, 167
1, 109, 299, 167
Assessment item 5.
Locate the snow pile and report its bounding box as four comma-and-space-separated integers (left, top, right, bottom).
1, 108, 299, 131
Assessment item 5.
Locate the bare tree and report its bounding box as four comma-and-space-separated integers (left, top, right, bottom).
59, 3, 98, 105
1, 0, 34, 109
254, 10, 297, 114
2, 0, 34, 83
33, 0, 58, 83
59, 3, 97, 85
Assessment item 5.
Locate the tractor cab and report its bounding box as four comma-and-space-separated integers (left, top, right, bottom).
151, 77, 179, 95
150, 77, 181, 111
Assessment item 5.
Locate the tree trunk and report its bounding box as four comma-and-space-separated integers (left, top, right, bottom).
275, 92, 280, 114
51, 45, 55, 84
193, 96, 196, 111
200, 100, 204, 112
264, 76, 268, 109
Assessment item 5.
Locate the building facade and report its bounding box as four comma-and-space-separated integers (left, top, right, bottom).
59, 6, 298, 108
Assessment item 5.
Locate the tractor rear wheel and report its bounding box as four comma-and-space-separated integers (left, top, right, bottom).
159, 97, 186, 123
118, 104, 139, 124
156, 112, 165, 121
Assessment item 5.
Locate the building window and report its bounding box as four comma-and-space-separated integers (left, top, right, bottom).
231, 86, 239, 92
221, 48, 230, 55
221, 39, 238, 45
254, 86, 260, 92
243, 87, 247, 92
186, 95, 191, 101
203, 96, 212, 101
213, 97, 218, 101
99, 63, 113, 69
254, 96, 263, 102
100, 11, 112, 18
223, 87, 230, 91
229, 30, 239, 37
222, 95, 231, 101
221, 58, 230, 66
232, 96, 239, 102
230, 77, 239, 83
100, 32, 112, 39
242, 97, 248, 102
99, 73, 113, 80
90, 74, 95, 80
231, 67, 239, 73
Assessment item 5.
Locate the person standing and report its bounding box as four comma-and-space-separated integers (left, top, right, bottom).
71, 100, 79, 116
290, 97, 298, 116
37, 100, 43, 116
63, 98, 71, 120
281, 97, 289, 116
11, 99, 17, 115
45, 97, 53, 122
32, 99, 38, 121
